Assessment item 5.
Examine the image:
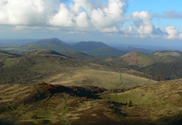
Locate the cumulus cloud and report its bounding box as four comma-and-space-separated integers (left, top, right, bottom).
49, 3, 74, 27
132, 11, 153, 34
0, 0, 59, 25
75, 12, 89, 28
179, 33, 182, 39
164, 26, 178, 39
69, 0, 92, 14
91, 0, 125, 28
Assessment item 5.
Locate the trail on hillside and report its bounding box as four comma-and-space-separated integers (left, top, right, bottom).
63, 96, 71, 125
115, 73, 123, 89
158, 56, 167, 63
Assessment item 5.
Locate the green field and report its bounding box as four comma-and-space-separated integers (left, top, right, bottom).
45, 68, 156, 89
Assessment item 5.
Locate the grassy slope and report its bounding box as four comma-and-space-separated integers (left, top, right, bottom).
0, 54, 89, 84
102, 79, 182, 123
120, 52, 180, 67
0, 84, 133, 125
0, 51, 19, 62
1, 80, 182, 124
45, 68, 156, 89
152, 50, 182, 60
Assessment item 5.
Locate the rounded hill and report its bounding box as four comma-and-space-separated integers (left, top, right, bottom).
120, 51, 180, 67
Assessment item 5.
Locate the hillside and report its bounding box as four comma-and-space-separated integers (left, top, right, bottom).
152, 50, 182, 60
120, 52, 180, 67
23, 49, 65, 56
45, 68, 156, 89
85, 47, 125, 58
1, 79, 182, 124
71, 41, 108, 51
0, 51, 20, 62
121, 47, 154, 54
36, 38, 68, 46
90, 51, 181, 69
102, 79, 182, 124
11, 38, 73, 54
0, 53, 89, 84
0, 83, 148, 125
139, 61, 182, 80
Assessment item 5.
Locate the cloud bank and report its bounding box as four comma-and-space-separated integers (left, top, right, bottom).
0, 0, 181, 39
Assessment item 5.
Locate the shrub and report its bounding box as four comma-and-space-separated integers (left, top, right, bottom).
128, 100, 133, 107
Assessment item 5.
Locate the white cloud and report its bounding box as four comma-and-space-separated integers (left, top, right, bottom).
0, 0, 58, 25
91, 0, 125, 28
164, 26, 178, 39
179, 33, 182, 39
49, 3, 74, 27
14, 26, 41, 30
75, 12, 89, 28
100, 27, 118, 32
69, 0, 92, 14
132, 11, 153, 35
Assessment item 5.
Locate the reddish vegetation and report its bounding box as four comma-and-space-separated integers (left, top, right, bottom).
44, 84, 70, 93
130, 86, 142, 90
123, 53, 140, 66
38, 82, 107, 95
37, 82, 48, 85
101, 88, 107, 92
95, 88, 101, 91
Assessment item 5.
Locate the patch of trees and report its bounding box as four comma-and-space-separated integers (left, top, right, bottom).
139, 62, 182, 80
38, 83, 107, 99
127, 72, 169, 81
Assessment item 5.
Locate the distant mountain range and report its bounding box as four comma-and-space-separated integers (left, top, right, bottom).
4, 38, 125, 58
2, 38, 182, 60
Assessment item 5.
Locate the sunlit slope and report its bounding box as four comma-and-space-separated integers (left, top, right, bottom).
45, 68, 156, 89
120, 51, 180, 67
0, 53, 89, 84
103, 79, 182, 122
152, 50, 182, 60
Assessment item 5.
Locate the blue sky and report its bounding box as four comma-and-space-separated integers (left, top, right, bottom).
0, 0, 182, 47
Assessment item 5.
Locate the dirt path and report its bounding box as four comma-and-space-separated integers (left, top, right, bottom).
63, 96, 71, 125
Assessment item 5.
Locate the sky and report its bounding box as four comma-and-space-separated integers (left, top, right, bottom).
0, 0, 182, 47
